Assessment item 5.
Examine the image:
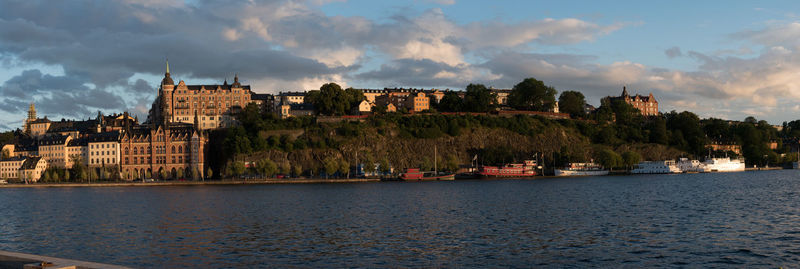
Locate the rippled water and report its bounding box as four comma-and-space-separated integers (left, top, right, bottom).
2, 170, 800, 267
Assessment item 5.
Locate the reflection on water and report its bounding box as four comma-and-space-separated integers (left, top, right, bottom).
2, 170, 800, 267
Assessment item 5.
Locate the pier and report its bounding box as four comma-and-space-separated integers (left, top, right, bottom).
0, 250, 130, 269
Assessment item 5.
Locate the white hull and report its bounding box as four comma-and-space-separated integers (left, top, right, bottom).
631, 160, 682, 174
554, 169, 609, 176
702, 158, 745, 172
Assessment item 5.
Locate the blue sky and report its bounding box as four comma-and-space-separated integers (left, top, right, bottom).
1, 0, 800, 130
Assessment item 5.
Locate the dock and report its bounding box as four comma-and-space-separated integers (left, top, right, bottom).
0, 250, 130, 269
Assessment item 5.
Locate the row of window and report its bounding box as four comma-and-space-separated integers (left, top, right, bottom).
125, 145, 187, 155
125, 155, 187, 165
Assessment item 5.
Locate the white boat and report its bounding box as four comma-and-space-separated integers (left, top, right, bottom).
631, 160, 681, 174
702, 157, 745, 172
676, 158, 705, 173
554, 163, 609, 176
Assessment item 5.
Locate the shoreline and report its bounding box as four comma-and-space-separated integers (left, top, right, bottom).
0, 178, 382, 188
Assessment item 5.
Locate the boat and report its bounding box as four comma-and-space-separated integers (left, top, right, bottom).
676, 158, 705, 173
477, 160, 538, 178
399, 168, 455, 181
701, 157, 745, 172
554, 162, 609, 176
631, 160, 681, 174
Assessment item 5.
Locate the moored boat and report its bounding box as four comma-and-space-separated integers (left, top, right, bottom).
701, 157, 745, 172
676, 158, 705, 173
631, 160, 681, 174
399, 168, 455, 181
554, 162, 609, 176
477, 160, 538, 178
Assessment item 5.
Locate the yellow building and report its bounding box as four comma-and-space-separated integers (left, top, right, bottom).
0, 157, 25, 179
19, 157, 47, 182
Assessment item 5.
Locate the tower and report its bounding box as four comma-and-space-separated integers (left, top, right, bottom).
27, 103, 36, 121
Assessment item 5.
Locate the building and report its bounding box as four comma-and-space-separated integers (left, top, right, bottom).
119, 123, 207, 181
491, 89, 513, 106
354, 100, 373, 115
606, 86, 659, 116
87, 131, 121, 168
37, 134, 72, 169
276, 91, 306, 105
0, 157, 26, 179
404, 92, 430, 112
251, 93, 275, 113
19, 157, 47, 182
705, 142, 742, 155
149, 60, 253, 130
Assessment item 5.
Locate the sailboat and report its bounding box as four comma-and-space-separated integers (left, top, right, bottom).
399, 145, 455, 181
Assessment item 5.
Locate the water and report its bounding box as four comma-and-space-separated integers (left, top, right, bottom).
1, 170, 800, 267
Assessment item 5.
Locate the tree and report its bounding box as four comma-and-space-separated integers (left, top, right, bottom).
508, 78, 557, 111
463, 84, 497, 112
420, 156, 433, 171
361, 152, 375, 176
256, 159, 277, 177
231, 161, 246, 177
379, 158, 391, 175
647, 116, 668, 144
145, 170, 151, 180
324, 156, 338, 178
595, 149, 622, 171
292, 165, 303, 177
437, 91, 464, 112
558, 91, 586, 118
176, 169, 184, 180
305, 83, 364, 116
621, 151, 641, 170
63, 170, 70, 182
1, 149, 9, 160
338, 159, 350, 178
445, 154, 459, 172
206, 167, 213, 179
42, 171, 51, 182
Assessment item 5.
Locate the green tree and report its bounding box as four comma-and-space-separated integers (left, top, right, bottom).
621, 151, 641, 170
647, 116, 668, 144
379, 158, 391, 175
463, 84, 497, 112
558, 91, 586, 118
42, 171, 51, 182
63, 170, 70, 182
338, 159, 350, 178
420, 156, 433, 171
305, 83, 363, 116
508, 78, 557, 111
256, 159, 277, 177
324, 156, 339, 178
595, 149, 622, 171
232, 161, 247, 177
1, 149, 9, 160
292, 165, 303, 177
206, 167, 213, 179
438, 91, 464, 112
445, 154, 459, 172
361, 152, 375, 176
176, 169, 184, 179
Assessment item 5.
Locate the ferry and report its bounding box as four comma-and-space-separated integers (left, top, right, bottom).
676, 158, 705, 173
399, 168, 455, 181
477, 160, 538, 178
701, 157, 745, 172
554, 162, 609, 176
631, 160, 681, 174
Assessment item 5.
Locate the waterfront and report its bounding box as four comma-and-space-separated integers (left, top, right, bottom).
1, 170, 800, 267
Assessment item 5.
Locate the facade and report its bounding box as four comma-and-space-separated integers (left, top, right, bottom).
276, 91, 306, 105
404, 92, 430, 112
119, 124, 207, 181
87, 131, 121, 168
706, 142, 742, 155
355, 100, 373, 114
491, 89, 512, 106
606, 86, 659, 116
38, 135, 72, 169
0, 157, 25, 179
150, 61, 253, 130
19, 157, 47, 182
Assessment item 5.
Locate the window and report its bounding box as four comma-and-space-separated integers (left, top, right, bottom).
171, 146, 176, 154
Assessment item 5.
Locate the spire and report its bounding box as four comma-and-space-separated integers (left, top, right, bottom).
232, 73, 241, 87
161, 58, 174, 85
621, 85, 629, 97
27, 103, 36, 120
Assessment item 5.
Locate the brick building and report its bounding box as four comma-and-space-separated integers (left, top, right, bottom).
606, 86, 659, 116
150, 60, 253, 130
119, 123, 207, 180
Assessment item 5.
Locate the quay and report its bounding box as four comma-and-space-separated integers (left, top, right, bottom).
0, 250, 130, 269
0, 178, 381, 188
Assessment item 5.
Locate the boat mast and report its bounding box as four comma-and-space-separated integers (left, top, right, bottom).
434, 145, 437, 174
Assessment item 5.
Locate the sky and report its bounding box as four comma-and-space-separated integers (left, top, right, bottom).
1, 0, 800, 130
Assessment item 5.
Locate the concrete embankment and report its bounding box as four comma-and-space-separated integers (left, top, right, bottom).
0, 250, 130, 269
0, 178, 381, 188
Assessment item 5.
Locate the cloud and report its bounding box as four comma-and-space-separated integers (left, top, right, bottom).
665, 46, 682, 58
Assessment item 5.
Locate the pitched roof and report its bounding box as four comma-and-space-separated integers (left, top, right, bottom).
20, 157, 42, 170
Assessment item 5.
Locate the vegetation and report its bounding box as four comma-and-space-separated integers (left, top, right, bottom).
508, 78, 557, 111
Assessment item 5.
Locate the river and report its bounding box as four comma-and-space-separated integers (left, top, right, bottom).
1, 170, 799, 267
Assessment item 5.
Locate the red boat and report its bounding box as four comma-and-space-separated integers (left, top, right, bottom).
399, 168, 455, 181
477, 160, 538, 178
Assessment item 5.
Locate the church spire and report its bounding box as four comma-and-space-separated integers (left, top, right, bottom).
166, 58, 170, 74
161, 58, 174, 85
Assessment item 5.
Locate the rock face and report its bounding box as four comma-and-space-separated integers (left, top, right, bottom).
231, 122, 687, 175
